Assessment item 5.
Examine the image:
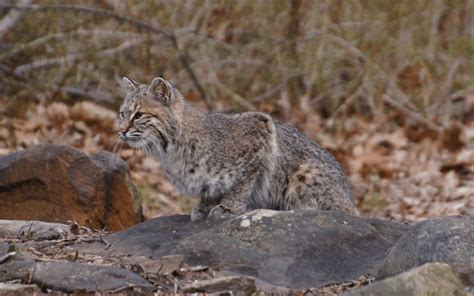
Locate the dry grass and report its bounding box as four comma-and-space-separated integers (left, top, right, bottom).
1, 0, 473, 120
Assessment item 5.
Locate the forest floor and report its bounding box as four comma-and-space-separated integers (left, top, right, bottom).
0, 98, 472, 223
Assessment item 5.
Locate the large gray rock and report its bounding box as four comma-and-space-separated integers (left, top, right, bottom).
377, 215, 473, 285
86, 209, 410, 289
345, 263, 467, 296
0, 144, 142, 231
1, 212, 471, 293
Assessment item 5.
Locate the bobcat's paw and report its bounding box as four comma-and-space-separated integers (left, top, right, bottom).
191, 207, 207, 221
208, 204, 233, 219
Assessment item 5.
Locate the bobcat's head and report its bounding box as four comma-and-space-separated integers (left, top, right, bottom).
118, 76, 181, 154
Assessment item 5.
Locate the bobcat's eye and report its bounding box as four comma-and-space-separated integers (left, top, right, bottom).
118, 112, 124, 120
133, 111, 143, 120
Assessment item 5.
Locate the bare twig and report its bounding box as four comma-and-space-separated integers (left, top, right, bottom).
209, 72, 256, 111
331, 77, 366, 117
105, 284, 145, 294
0, 3, 212, 110
24, 221, 34, 239
14, 38, 149, 75
0, 3, 172, 38
301, 30, 443, 130
285, 0, 305, 101
170, 35, 213, 111
0, 29, 147, 62
304, 30, 418, 109
382, 94, 442, 132
0, 0, 31, 39
60, 87, 115, 106
99, 233, 112, 250
0, 251, 16, 264
440, 59, 462, 125
27, 262, 37, 284
252, 72, 304, 103
47, 59, 80, 103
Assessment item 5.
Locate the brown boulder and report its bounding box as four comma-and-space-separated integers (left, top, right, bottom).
0, 144, 142, 231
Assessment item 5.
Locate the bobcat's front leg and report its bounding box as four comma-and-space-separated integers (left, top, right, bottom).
191, 195, 247, 221
209, 198, 248, 218
208, 180, 255, 219
191, 198, 218, 221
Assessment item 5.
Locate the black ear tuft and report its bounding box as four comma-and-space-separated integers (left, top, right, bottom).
122, 77, 138, 92
149, 77, 172, 104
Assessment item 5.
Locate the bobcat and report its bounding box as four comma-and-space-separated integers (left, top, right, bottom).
118, 76, 358, 221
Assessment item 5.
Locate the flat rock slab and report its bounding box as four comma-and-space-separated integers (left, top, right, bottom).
86, 210, 410, 289
0, 260, 154, 293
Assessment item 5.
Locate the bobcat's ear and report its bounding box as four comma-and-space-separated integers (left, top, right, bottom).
122, 76, 138, 92
149, 77, 172, 104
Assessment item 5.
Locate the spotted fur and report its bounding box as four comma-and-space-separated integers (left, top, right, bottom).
118, 77, 359, 220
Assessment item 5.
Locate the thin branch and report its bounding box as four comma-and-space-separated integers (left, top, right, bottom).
0, 3, 173, 38
209, 72, 256, 111
303, 30, 442, 130
0, 3, 212, 110
0, 252, 16, 264
304, 30, 418, 110
251, 73, 303, 103
331, 76, 366, 117
14, 38, 149, 76
383, 94, 441, 132
0, 0, 31, 39
171, 35, 213, 111
0, 29, 147, 62
47, 59, 79, 103
60, 87, 116, 107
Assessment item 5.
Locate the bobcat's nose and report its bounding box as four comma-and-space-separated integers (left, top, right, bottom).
118, 131, 127, 140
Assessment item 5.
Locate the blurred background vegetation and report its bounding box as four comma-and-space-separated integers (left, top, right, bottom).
0, 0, 473, 221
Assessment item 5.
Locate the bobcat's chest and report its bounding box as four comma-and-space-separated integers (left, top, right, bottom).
163, 160, 205, 197
162, 157, 232, 201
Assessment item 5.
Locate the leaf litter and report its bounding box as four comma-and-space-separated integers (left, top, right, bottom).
0, 98, 472, 222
